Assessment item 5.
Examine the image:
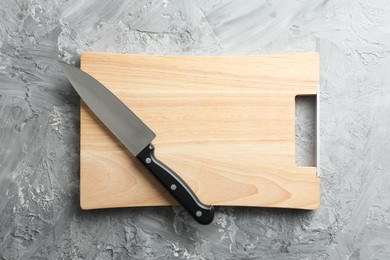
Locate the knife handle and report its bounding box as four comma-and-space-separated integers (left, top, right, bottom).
137, 144, 214, 225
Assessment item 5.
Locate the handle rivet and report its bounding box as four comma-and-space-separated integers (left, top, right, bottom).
145, 158, 151, 164
196, 211, 202, 217
170, 184, 177, 191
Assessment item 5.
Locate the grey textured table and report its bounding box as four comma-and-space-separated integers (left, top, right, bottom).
1, 0, 390, 259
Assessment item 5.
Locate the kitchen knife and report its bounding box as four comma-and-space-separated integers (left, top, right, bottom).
59, 61, 214, 225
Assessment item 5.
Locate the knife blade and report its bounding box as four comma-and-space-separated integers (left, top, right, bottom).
59, 61, 214, 225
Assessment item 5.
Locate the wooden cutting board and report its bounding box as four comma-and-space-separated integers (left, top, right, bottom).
80, 52, 320, 210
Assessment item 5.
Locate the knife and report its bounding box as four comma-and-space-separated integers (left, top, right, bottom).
59, 61, 214, 225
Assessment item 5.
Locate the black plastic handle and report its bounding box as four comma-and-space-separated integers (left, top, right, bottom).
136, 144, 214, 225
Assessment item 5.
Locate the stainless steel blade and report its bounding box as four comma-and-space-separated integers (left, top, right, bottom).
59, 61, 156, 156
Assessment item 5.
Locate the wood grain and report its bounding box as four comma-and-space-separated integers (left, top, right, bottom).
80, 52, 320, 210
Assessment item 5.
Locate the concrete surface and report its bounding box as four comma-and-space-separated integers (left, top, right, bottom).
1, 0, 390, 259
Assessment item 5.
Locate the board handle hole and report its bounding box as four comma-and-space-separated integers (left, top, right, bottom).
295, 95, 316, 167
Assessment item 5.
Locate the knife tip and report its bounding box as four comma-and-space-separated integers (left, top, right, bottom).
58, 60, 68, 66
58, 60, 74, 72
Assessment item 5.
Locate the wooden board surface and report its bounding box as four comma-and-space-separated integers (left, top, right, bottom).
80, 52, 320, 210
